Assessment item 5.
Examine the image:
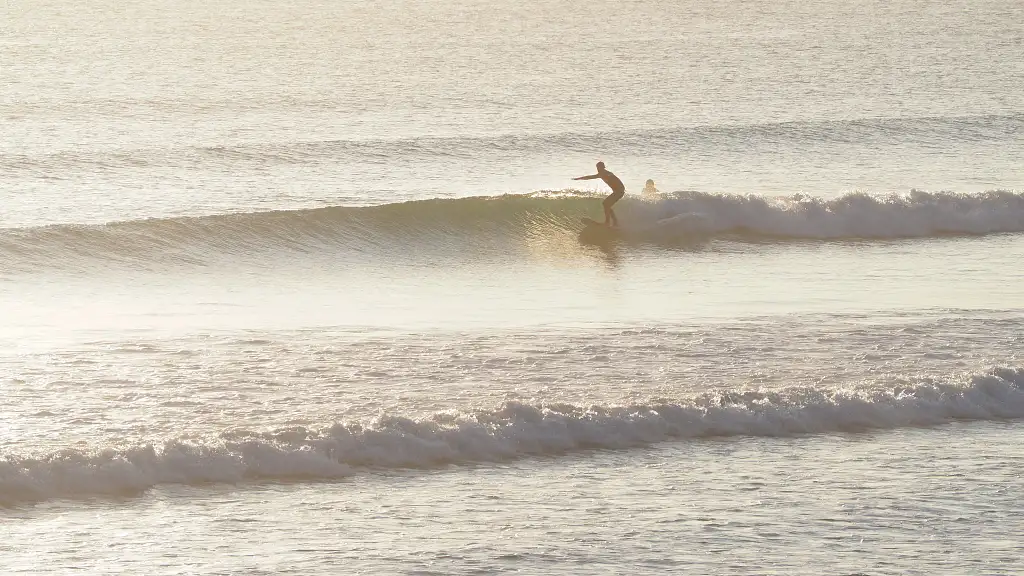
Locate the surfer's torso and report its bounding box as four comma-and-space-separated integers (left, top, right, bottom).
599, 169, 625, 194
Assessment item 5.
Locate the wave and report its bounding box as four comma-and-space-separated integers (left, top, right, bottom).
3, 113, 1021, 173
3, 367, 1023, 506
626, 188, 1024, 239
2, 190, 1023, 273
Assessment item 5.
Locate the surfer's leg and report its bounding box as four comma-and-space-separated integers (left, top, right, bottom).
603, 191, 624, 227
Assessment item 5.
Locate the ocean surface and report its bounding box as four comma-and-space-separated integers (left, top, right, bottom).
3, 0, 1024, 573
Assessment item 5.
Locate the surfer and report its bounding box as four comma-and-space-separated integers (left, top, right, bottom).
573, 162, 624, 227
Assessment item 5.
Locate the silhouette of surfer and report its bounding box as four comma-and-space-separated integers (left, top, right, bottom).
573, 162, 624, 227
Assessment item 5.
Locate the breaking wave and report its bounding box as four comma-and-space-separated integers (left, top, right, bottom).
2, 190, 1023, 273
3, 367, 1023, 505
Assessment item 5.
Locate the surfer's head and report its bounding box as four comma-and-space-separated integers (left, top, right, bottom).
596, 161, 605, 171
646, 179, 655, 187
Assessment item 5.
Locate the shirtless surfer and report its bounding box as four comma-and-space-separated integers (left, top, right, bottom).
573, 162, 624, 227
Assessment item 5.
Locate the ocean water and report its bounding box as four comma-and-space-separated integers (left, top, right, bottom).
3, 0, 1024, 573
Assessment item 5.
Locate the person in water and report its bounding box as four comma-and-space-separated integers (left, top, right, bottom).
573, 161, 624, 227
642, 179, 659, 198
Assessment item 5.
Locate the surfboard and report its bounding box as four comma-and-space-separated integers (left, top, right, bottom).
581, 217, 619, 229
579, 217, 622, 244
580, 212, 712, 245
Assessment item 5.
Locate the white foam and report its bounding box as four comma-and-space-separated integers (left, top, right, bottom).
627, 190, 1024, 238
3, 367, 1023, 505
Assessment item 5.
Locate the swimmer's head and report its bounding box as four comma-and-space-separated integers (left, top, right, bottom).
645, 179, 655, 187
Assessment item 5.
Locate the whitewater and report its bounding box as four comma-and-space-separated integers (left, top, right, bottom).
4, 0, 1024, 574
6, 367, 1024, 506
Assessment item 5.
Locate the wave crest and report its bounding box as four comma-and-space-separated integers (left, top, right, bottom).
2, 190, 1023, 273
3, 367, 1023, 505
633, 188, 1024, 239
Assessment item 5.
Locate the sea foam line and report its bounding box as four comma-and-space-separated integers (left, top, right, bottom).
3, 367, 1023, 505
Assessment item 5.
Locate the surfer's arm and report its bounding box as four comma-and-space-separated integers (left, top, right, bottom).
573, 174, 600, 181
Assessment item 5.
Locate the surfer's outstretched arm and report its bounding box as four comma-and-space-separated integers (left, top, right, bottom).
573, 174, 600, 181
